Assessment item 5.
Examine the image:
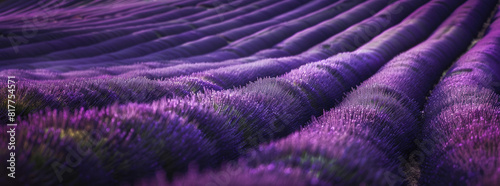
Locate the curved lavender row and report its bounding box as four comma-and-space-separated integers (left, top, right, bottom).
0, 1, 202, 39
1, 0, 250, 52
0, 0, 144, 17
0, 0, 37, 15
0, 0, 271, 60
3, 0, 403, 78
0, 0, 461, 184
58, 1, 182, 23
0, 0, 388, 80
419, 8, 500, 185
0, 7, 198, 49
7, 0, 235, 33
170, 0, 209, 7
169, 0, 498, 185
0, 0, 317, 70
198, 0, 240, 8
0, 2, 157, 30
0, 73, 319, 184
177, 0, 394, 64
0, 53, 374, 185
0, 0, 218, 46
248, 0, 428, 60
0, 3, 217, 56
159, 0, 420, 65
121, 0, 395, 77
0, 0, 181, 26
95, 0, 352, 62
108, 0, 365, 64
0, 1, 177, 28
0, 100, 242, 185
15, 0, 351, 70
35, 0, 407, 78
0, 61, 222, 81
0, 0, 423, 121
169, 0, 426, 89
0, 0, 202, 33
0, 0, 313, 65
0, 1, 254, 57
117, 0, 427, 91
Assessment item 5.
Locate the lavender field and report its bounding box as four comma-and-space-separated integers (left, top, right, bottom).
0, 0, 499, 185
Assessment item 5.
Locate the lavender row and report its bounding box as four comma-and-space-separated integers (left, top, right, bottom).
0, 0, 273, 59
0, 60, 217, 81
3, 0, 351, 70
0, 1, 196, 41
0, 0, 384, 79
420, 7, 500, 185
115, 0, 365, 63
81, 0, 418, 77
0, 53, 378, 185
20, 0, 310, 62
0, 0, 462, 183
0, 0, 275, 60
0, 1, 163, 31
0, 0, 412, 79
0, 0, 423, 121
96, 0, 428, 91
0, 0, 322, 70
0, 0, 150, 18
169, 0, 498, 185
0, 0, 201, 34
0, 0, 263, 52
177, 0, 425, 90
0, 0, 216, 44
180, 0, 396, 63
0, 1, 177, 28
172, 0, 368, 63
60, 0, 320, 62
